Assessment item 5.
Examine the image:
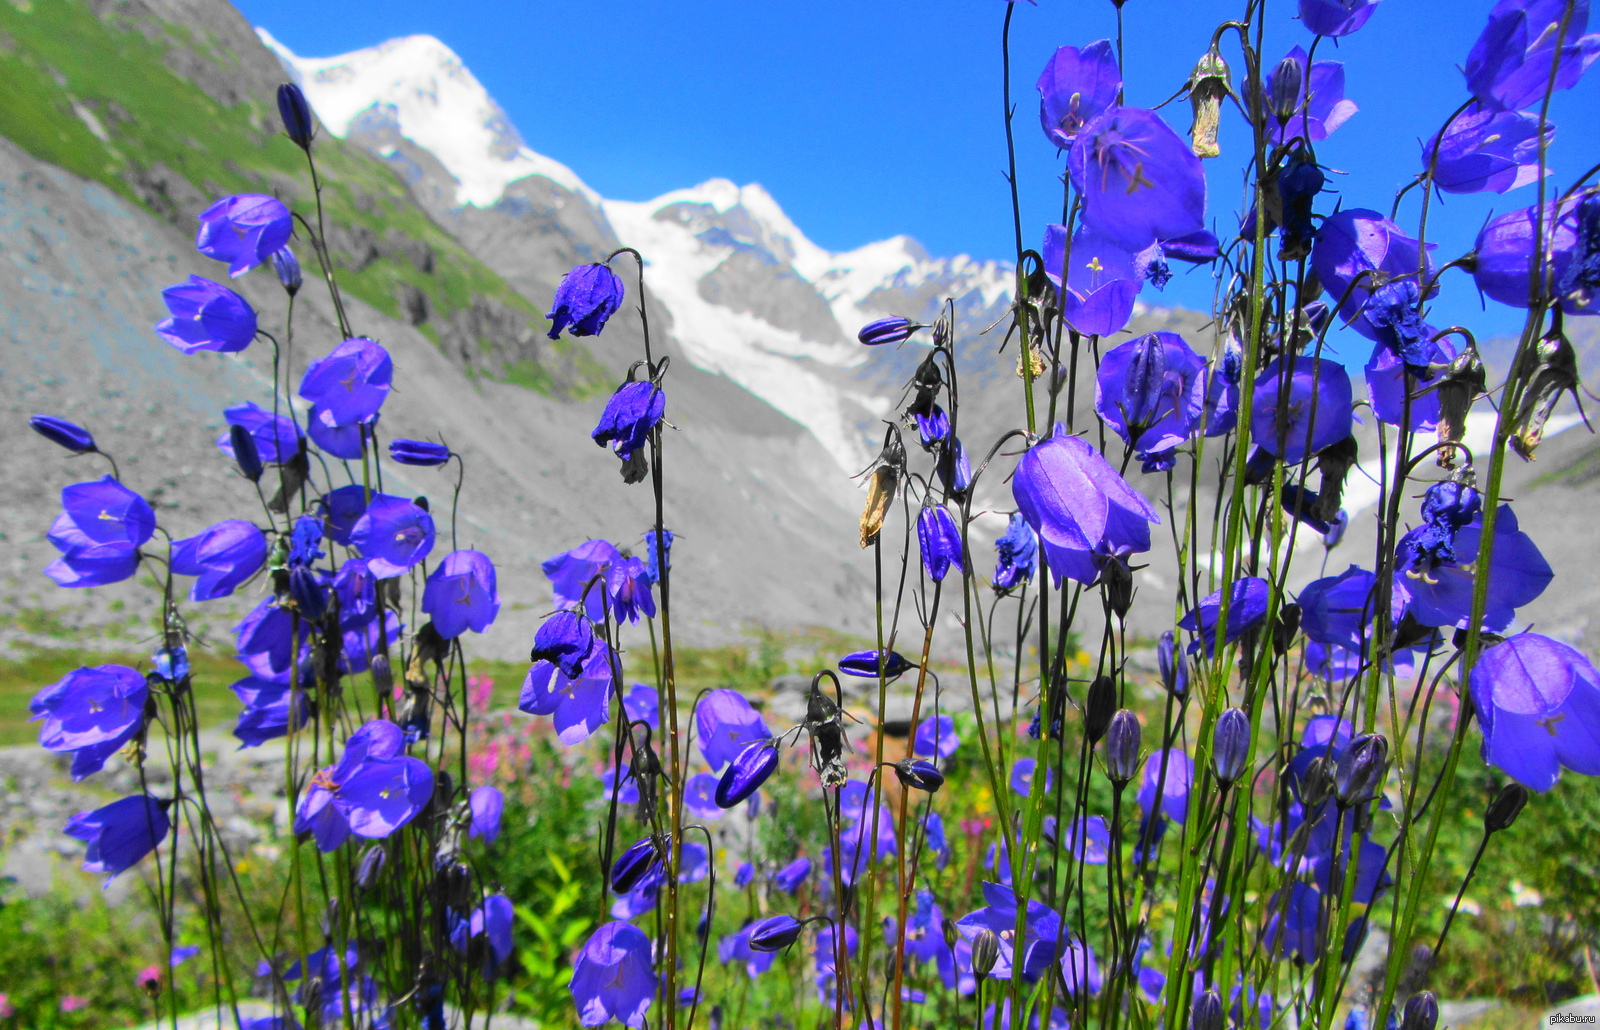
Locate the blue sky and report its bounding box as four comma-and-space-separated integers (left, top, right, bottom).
240, 0, 1600, 343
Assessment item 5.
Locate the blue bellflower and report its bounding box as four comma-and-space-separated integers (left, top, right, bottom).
350, 494, 435, 578
29, 415, 96, 453
570, 922, 656, 1028
1465, 0, 1600, 112
1300, 0, 1382, 37
1068, 107, 1207, 252
1260, 47, 1358, 145
218, 402, 302, 464
696, 688, 773, 770
548, 263, 625, 340
155, 276, 258, 354
1036, 40, 1122, 149
31, 664, 148, 780
64, 794, 171, 883
299, 337, 393, 428
917, 505, 964, 582
294, 720, 433, 852
520, 637, 615, 744
992, 512, 1038, 592
1179, 577, 1272, 656
1250, 356, 1354, 463
44, 476, 156, 588
1043, 224, 1142, 338
195, 194, 293, 277
1425, 102, 1552, 193
422, 549, 500, 638
170, 519, 268, 602
1472, 194, 1600, 312
1094, 331, 1208, 459
593, 381, 666, 462
389, 438, 451, 466
1312, 209, 1436, 337
1398, 503, 1552, 630
1470, 632, 1600, 791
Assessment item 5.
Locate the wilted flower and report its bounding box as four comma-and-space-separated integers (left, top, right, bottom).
1465, 0, 1600, 112
917, 505, 963, 582
1068, 107, 1207, 251
294, 720, 433, 851
389, 438, 451, 466
1300, 0, 1381, 36
350, 494, 435, 578
29, 415, 95, 453
1469, 632, 1600, 791
31, 664, 148, 780
300, 337, 393, 428
858, 316, 920, 346
593, 381, 666, 481
422, 550, 499, 638
1250, 356, 1355, 463
992, 512, 1038, 592
1037, 41, 1121, 149
196, 193, 292, 277
548, 263, 625, 340
277, 82, 314, 148
170, 519, 268, 601
1260, 47, 1358, 145
1485, 782, 1531, 831
1178, 577, 1272, 656
64, 794, 170, 882
155, 275, 258, 354
44, 476, 156, 588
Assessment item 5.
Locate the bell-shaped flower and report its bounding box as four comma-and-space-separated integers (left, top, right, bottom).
1312, 209, 1436, 336
1037, 40, 1121, 149
195, 193, 292, 276
1043, 224, 1142, 338
1469, 632, 1600, 791
1300, 0, 1381, 36
389, 438, 451, 466
469, 785, 504, 843
349, 494, 435, 578
422, 549, 499, 638
520, 637, 614, 744
916, 405, 951, 449
293, 720, 433, 852
917, 505, 964, 583
697, 688, 773, 770
299, 337, 393, 427
1138, 748, 1193, 824
992, 512, 1038, 592
1010, 756, 1054, 795
233, 597, 311, 681
593, 381, 665, 462
44, 476, 156, 588
1095, 331, 1208, 457
31, 664, 148, 780
1259, 47, 1357, 145
529, 610, 599, 680
305, 405, 374, 460
682, 772, 723, 819
956, 881, 1063, 982
1012, 426, 1160, 587
937, 435, 973, 495
543, 537, 622, 618
1068, 107, 1207, 251
1365, 334, 1454, 430
155, 276, 257, 354
64, 794, 171, 883
1465, 0, 1600, 112
1250, 356, 1354, 463
450, 893, 514, 979
570, 921, 656, 1028
1398, 503, 1552, 630
914, 714, 960, 758
720, 920, 778, 979
29, 415, 96, 453
605, 554, 657, 624
549, 263, 625, 340
773, 856, 812, 894
1425, 102, 1552, 194
230, 675, 310, 748
170, 519, 267, 601
218, 402, 302, 465
1299, 565, 1394, 653
1179, 576, 1272, 656
611, 838, 662, 893
1472, 193, 1600, 313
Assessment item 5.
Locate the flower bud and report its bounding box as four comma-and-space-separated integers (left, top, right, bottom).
941, 918, 959, 952
893, 759, 945, 793
857, 316, 920, 346
1212, 707, 1250, 785
1335, 732, 1388, 806
747, 914, 804, 953
1103, 709, 1142, 783
1301, 755, 1335, 811
1323, 509, 1349, 549
1190, 989, 1224, 1030
355, 844, 386, 890
271, 246, 302, 295
277, 82, 315, 150
1158, 631, 1188, 698
29, 414, 96, 453
715, 740, 779, 808
970, 928, 1000, 983
1484, 782, 1529, 833
611, 836, 662, 893
389, 438, 452, 467
1269, 57, 1304, 123
1100, 552, 1135, 617
370, 654, 394, 696
1400, 991, 1438, 1030
229, 423, 263, 482
1085, 675, 1116, 743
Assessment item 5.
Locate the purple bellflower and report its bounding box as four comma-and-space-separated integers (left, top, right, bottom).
1069, 107, 1207, 252
774, 856, 812, 894
1469, 632, 1600, 791
914, 714, 960, 758
623, 683, 659, 729
350, 494, 435, 578
529, 610, 598, 679
544, 538, 623, 617
683, 772, 723, 818
697, 688, 773, 770
1012, 426, 1161, 587
1300, 0, 1381, 36
1037, 41, 1121, 149
218, 402, 302, 465
1260, 47, 1358, 145
389, 438, 451, 466
65, 794, 171, 883
917, 505, 964, 582
571, 921, 656, 1028
29, 415, 95, 453
992, 512, 1038, 592
1011, 757, 1054, 795
1138, 749, 1194, 825
31, 664, 148, 780
230, 675, 310, 748
155, 276, 258, 354
520, 639, 615, 744
1366, 333, 1454, 430
170, 520, 268, 601
1472, 195, 1600, 312
422, 550, 500, 638
957, 882, 1062, 982
195, 194, 292, 277
916, 405, 950, 448
1250, 356, 1354, 463
451, 894, 515, 979
1465, 0, 1600, 112
305, 405, 374, 460
1095, 332, 1208, 460
1299, 565, 1391, 653
44, 476, 156, 588
294, 720, 433, 852
1043, 224, 1142, 338
641, 528, 672, 586
1312, 209, 1436, 336
1179, 577, 1272, 656
469, 785, 504, 843
593, 381, 666, 463
299, 337, 393, 428
549, 263, 625, 340
1398, 503, 1552, 630
233, 597, 312, 681
1425, 102, 1552, 194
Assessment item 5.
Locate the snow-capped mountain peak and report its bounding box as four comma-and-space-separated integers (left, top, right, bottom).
258, 28, 598, 208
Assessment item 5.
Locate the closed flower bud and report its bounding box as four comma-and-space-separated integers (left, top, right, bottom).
1103, 709, 1142, 783
229, 423, 263, 482
277, 83, 315, 149
715, 740, 779, 808
1085, 675, 1116, 743
1301, 755, 1335, 810
971, 928, 1000, 982
1323, 509, 1349, 548
893, 759, 944, 793
746, 914, 804, 953
611, 836, 662, 893
857, 316, 920, 346
1212, 707, 1251, 785
1484, 782, 1529, 833
355, 844, 386, 890
1100, 552, 1135, 617
370, 654, 394, 696
29, 415, 96, 453
1268, 57, 1304, 123
389, 438, 452, 467
1335, 732, 1388, 806
1191, 989, 1224, 1030
1400, 991, 1438, 1030
272, 246, 302, 295
1158, 630, 1188, 698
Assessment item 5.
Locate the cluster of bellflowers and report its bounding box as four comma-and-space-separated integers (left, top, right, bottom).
26, 83, 521, 1030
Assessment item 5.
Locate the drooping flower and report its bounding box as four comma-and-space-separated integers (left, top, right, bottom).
422, 550, 500, 638
548, 263, 626, 340
1465, 0, 1600, 112
1425, 102, 1552, 194
593, 381, 666, 463
349, 494, 435, 578
1179, 577, 1272, 656
234, 597, 312, 681
305, 405, 374, 460
29, 415, 96, 453
1398, 503, 1552, 630
1365, 335, 1454, 430
1043, 224, 1142, 338
914, 714, 960, 758
1094, 331, 1208, 457
956, 881, 1063, 982
716, 740, 780, 807
917, 505, 964, 583
773, 856, 812, 894
1260, 47, 1358, 145
1361, 279, 1439, 376
283, 515, 329, 624
218, 402, 302, 465
1472, 194, 1599, 312
389, 438, 451, 466
31, 665, 148, 780
1312, 209, 1436, 336
1471, 633, 1600, 791
529, 610, 598, 680
992, 512, 1038, 592
1299, 565, 1389, 653
469, 785, 504, 843
450, 894, 515, 979
64, 794, 171, 882
520, 638, 615, 744
571, 922, 656, 1028
1138, 748, 1194, 824
299, 338, 393, 428
1300, 0, 1381, 36
230, 675, 310, 748
641, 528, 673, 586
195, 194, 293, 277
1012, 426, 1161, 587
294, 720, 433, 852
1249, 356, 1354, 463
155, 276, 258, 354
1037, 41, 1122, 149
1068, 107, 1208, 251
1398, 481, 1482, 577
697, 688, 773, 770
44, 476, 156, 588
170, 520, 268, 601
